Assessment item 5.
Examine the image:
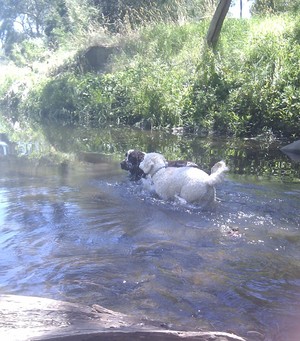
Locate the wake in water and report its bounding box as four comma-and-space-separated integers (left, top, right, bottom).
101, 177, 242, 239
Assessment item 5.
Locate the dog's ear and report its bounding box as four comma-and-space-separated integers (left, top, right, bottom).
140, 158, 153, 174
137, 152, 145, 163
146, 159, 154, 173
125, 149, 134, 161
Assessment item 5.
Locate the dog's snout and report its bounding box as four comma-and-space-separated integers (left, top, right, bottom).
120, 160, 129, 170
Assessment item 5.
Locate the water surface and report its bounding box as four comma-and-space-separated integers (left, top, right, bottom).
0, 126, 300, 340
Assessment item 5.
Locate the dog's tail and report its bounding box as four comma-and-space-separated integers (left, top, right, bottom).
206, 161, 229, 186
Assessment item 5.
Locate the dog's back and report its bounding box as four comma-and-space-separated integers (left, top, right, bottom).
167, 160, 199, 168
153, 166, 212, 202
147, 155, 228, 204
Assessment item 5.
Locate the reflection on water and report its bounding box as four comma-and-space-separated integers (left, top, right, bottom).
39, 124, 300, 181
0, 125, 300, 341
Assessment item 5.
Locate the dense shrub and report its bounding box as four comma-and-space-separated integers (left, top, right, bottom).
1, 14, 300, 138
184, 15, 300, 137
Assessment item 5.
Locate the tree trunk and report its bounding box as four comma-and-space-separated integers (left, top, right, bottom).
206, 0, 231, 49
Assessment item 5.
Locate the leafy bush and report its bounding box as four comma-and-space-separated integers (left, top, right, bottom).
2, 13, 300, 138
184, 15, 300, 137
11, 39, 47, 66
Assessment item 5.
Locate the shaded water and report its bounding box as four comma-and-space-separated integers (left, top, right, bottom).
0, 125, 300, 340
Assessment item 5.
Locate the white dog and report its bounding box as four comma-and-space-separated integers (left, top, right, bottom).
139, 152, 228, 206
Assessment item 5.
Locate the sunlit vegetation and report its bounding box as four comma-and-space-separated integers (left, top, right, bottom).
1, 1, 300, 138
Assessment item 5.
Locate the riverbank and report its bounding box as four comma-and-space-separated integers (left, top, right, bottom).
1, 14, 300, 138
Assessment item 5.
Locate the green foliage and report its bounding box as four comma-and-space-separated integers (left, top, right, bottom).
0, 0, 102, 57
9, 19, 203, 129
10, 39, 47, 66
183, 47, 230, 133
0, 0, 215, 57
251, 0, 300, 15
95, 0, 217, 31
2, 11, 300, 138
184, 15, 300, 137
0, 0, 55, 55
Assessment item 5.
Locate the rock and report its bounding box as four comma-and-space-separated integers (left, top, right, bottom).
281, 140, 300, 161
0, 295, 246, 341
84, 45, 115, 71
281, 140, 300, 154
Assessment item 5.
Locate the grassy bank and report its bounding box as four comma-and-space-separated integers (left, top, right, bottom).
1, 13, 300, 138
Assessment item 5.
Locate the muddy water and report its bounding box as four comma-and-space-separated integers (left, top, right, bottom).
0, 126, 300, 340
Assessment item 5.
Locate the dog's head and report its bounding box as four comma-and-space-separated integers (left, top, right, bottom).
120, 149, 146, 181
139, 153, 167, 176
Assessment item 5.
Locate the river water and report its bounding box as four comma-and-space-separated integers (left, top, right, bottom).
0, 125, 300, 340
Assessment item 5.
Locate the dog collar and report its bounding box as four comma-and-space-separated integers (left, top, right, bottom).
151, 165, 166, 178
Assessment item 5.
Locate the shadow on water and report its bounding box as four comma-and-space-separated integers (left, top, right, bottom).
0, 124, 300, 340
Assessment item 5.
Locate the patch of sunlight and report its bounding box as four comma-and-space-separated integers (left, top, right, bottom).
32, 49, 77, 76
0, 63, 30, 81
251, 15, 294, 37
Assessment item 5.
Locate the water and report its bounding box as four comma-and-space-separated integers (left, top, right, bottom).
0, 126, 300, 340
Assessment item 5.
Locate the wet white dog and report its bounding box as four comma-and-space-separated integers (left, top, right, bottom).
139, 152, 228, 206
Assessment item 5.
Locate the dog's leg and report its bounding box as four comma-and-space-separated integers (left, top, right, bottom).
141, 176, 155, 194
174, 194, 188, 206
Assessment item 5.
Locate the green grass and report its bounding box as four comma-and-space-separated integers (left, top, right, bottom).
1, 13, 300, 138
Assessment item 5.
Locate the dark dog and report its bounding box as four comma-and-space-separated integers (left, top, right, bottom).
120, 149, 199, 181
120, 150, 146, 181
